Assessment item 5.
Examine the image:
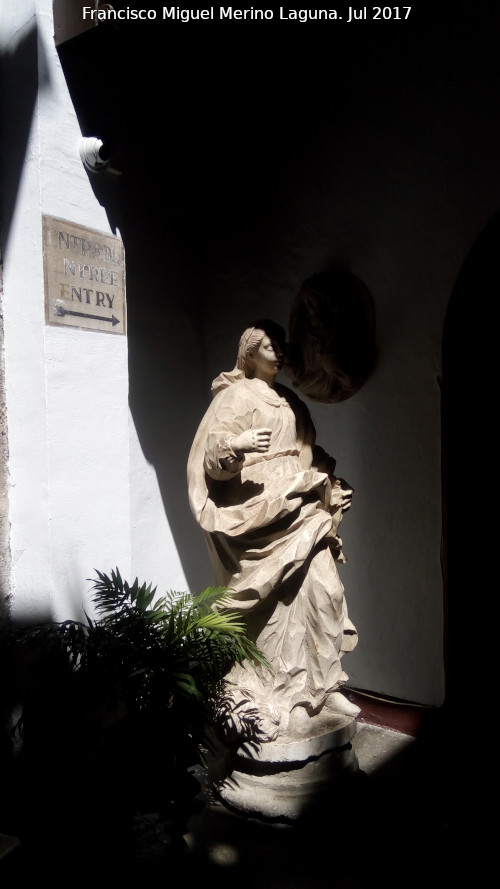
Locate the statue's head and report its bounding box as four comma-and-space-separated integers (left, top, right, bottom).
236, 319, 287, 376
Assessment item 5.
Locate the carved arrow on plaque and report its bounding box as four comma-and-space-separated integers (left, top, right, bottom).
54, 306, 120, 326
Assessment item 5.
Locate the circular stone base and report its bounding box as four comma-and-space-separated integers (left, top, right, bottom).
207, 721, 359, 822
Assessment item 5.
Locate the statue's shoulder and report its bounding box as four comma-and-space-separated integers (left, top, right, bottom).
276, 381, 305, 408
212, 378, 253, 409
276, 381, 313, 424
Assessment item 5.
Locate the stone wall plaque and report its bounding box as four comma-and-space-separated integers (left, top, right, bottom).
43, 215, 126, 335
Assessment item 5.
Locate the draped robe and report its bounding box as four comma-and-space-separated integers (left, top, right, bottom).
188, 374, 358, 741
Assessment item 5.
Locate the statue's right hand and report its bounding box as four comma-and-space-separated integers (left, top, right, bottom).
232, 427, 272, 454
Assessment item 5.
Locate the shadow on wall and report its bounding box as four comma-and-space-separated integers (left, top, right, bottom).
52, 11, 487, 600
54, 21, 395, 591
0, 20, 49, 260
2, 18, 382, 595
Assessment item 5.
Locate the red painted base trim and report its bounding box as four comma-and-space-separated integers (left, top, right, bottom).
345, 688, 438, 737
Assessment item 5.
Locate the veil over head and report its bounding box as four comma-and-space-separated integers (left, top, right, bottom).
212, 321, 286, 395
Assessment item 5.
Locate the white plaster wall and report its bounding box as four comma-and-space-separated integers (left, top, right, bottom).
1, 0, 186, 621
1, 1, 52, 620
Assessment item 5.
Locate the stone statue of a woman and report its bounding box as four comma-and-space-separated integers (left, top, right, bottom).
187, 319, 359, 747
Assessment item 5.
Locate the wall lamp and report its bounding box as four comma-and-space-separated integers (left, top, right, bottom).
79, 137, 121, 175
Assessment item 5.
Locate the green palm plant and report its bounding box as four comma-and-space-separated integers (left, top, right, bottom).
5, 569, 268, 846
81, 567, 268, 724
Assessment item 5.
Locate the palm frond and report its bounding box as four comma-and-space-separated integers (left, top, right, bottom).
11, 568, 270, 758
191, 585, 235, 607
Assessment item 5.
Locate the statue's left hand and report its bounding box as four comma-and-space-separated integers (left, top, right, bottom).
331, 478, 353, 512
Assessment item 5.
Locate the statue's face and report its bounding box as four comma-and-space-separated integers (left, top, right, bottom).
248, 335, 284, 381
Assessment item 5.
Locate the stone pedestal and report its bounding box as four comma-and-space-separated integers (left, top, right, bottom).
206, 718, 359, 822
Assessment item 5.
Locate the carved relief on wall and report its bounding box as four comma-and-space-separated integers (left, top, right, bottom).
285, 269, 376, 403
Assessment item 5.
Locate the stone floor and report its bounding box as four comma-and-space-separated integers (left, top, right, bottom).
1, 720, 454, 887
180, 721, 453, 889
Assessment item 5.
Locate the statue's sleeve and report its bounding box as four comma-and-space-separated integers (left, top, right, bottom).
204, 390, 253, 480
312, 443, 337, 479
